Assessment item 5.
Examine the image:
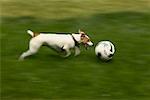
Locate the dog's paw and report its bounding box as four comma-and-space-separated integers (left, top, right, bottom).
61, 54, 70, 58
61, 52, 71, 58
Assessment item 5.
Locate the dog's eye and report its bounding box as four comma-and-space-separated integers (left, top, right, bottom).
87, 39, 90, 42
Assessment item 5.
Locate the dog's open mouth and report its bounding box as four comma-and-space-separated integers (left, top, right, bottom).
83, 43, 88, 50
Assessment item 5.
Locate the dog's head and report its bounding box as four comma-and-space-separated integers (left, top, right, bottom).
79, 29, 94, 48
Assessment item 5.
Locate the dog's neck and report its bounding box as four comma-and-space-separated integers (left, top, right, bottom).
71, 34, 81, 43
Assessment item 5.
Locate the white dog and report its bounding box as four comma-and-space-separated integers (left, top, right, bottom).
19, 29, 93, 60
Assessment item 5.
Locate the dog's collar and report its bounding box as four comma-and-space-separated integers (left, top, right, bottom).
71, 34, 80, 47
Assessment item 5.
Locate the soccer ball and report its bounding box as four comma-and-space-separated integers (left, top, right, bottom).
95, 41, 115, 61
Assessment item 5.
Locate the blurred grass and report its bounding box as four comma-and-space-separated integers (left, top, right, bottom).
1, 0, 150, 19
1, 0, 150, 100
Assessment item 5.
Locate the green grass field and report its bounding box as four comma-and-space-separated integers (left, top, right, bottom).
1, 0, 150, 100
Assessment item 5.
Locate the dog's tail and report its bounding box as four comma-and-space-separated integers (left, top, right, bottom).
27, 30, 34, 37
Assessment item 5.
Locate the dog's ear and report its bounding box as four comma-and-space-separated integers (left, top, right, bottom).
78, 29, 85, 34
81, 33, 85, 38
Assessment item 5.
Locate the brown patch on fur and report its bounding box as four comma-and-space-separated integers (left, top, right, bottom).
33, 32, 40, 37
81, 34, 90, 44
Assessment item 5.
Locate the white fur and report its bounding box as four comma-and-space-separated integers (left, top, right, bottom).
19, 30, 93, 60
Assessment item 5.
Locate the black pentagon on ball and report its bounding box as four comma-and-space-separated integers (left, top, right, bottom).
108, 54, 114, 57
97, 53, 101, 57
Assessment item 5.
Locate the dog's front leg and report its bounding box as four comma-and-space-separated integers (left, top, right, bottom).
74, 46, 80, 56
63, 46, 71, 57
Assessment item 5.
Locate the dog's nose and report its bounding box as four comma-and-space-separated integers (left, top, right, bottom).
92, 43, 94, 46
91, 43, 94, 46
90, 42, 94, 46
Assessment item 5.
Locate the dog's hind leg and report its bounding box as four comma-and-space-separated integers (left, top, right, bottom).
74, 46, 80, 56
19, 50, 35, 60
19, 39, 42, 60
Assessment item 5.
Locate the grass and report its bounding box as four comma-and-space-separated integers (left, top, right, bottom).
1, 0, 150, 100
1, 0, 150, 19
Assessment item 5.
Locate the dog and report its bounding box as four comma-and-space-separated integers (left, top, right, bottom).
19, 29, 93, 60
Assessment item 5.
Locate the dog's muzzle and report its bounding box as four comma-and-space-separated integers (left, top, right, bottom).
84, 41, 94, 50
87, 41, 94, 46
